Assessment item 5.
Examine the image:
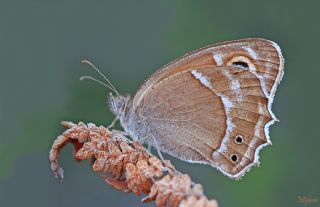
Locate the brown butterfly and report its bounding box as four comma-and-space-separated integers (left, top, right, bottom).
83, 38, 284, 180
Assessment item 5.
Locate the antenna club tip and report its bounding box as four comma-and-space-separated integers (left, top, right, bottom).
81, 59, 90, 64
81, 59, 96, 68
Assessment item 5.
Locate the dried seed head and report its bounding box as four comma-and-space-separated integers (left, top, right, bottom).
49, 121, 218, 207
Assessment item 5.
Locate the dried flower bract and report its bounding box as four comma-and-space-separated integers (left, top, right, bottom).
49, 121, 218, 207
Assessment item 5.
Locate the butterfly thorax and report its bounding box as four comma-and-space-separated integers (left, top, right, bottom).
108, 94, 151, 142
108, 94, 141, 138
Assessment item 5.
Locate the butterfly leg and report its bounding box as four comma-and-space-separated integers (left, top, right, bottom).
135, 135, 165, 160
109, 129, 131, 153
150, 135, 165, 161
136, 135, 180, 174
107, 117, 118, 129
149, 135, 184, 174
147, 144, 152, 153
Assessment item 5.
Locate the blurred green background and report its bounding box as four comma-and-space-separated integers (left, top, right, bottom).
0, 0, 319, 207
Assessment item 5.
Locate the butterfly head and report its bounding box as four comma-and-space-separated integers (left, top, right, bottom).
108, 93, 130, 118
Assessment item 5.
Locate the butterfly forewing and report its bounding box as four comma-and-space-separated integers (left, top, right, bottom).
133, 38, 283, 107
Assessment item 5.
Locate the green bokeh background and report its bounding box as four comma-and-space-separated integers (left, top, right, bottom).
0, 1, 319, 207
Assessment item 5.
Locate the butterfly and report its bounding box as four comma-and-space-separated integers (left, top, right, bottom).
82, 38, 284, 179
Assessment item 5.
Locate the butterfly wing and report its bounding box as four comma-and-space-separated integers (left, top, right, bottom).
131, 38, 284, 179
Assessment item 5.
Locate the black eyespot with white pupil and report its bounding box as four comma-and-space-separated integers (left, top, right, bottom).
235, 135, 244, 144
230, 154, 238, 162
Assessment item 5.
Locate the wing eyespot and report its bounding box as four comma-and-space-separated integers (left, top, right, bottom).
227, 56, 254, 70
235, 135, 244, 144
232, 61, 249, 69
230, 154, 238, 162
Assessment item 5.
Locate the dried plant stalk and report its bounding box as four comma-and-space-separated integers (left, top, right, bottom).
49, 121, 219, 207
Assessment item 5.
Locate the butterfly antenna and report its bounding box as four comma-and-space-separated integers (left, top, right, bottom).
81, 60, 120, 96
79, 76, 119, 95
